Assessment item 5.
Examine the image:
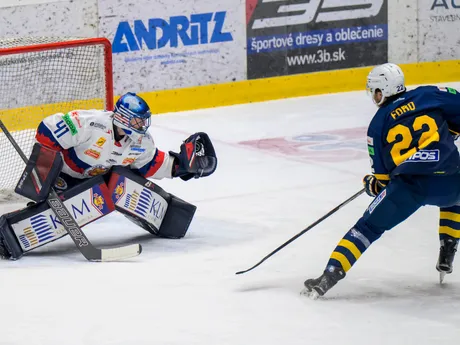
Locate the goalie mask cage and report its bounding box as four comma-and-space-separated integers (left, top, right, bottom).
0, 37, 113, 201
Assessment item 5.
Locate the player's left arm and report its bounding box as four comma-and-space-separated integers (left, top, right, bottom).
363, 126, 390, 197
131, 145, 175, 179
131, 132, 217, 180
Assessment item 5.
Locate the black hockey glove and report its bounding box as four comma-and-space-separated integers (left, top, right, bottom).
170, 132, 217, 181
362, 174, 385, 197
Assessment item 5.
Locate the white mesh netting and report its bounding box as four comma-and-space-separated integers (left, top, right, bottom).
0, 37, 111, 201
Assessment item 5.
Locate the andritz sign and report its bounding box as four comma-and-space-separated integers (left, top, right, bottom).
112, 11, 233, 53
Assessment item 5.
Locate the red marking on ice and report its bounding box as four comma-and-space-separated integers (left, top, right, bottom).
239, 127, 368, 162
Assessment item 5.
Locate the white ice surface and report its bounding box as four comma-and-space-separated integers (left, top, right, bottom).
2, 84, 460, 345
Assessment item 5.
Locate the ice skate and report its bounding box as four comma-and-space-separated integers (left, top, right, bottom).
301, 266, 345, 299
436, 236, 458, 284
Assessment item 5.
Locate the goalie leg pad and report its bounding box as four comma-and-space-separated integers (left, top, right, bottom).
108, 167, 196, 238
0, 175, 114, 259
158, 194, 196, 239
0, 215, 24, 260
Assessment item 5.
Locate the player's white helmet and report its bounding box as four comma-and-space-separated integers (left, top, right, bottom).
366, 63, 405, 106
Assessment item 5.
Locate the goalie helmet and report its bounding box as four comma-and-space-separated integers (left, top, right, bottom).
366, 63, 405, 106
113, 92, 151, 140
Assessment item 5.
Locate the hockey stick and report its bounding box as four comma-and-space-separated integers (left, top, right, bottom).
235, 188, 365, 275
0, 120, 142, 261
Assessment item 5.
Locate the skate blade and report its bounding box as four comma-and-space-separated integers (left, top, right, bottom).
440, 271, 446, 284
300, 288, 320, 300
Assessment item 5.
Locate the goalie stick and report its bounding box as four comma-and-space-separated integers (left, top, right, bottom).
0, 120, 142, 261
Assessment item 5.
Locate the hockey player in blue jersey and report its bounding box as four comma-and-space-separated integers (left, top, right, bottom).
302, 63, 460, 298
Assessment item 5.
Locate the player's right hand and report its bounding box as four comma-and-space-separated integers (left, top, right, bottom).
362, 174, 384, 197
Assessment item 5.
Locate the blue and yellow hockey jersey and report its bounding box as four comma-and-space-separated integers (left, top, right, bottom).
368, 85, 460, 184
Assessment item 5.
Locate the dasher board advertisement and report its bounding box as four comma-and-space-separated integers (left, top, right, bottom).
99, 0, 246, 94
246, 0, 388, 79
418, 0, 460, 62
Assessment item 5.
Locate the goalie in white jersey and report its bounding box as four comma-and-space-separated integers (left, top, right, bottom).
0, 92, 217, 260
35, 92, 214, 188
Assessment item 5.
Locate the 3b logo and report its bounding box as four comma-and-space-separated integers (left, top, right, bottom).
251, 0, 385, 29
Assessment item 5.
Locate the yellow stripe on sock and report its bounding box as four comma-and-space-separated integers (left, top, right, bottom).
440, 212, 460, 223
330, 252, 352, 272
439, 226, 460, 239
338, 239, 362, 260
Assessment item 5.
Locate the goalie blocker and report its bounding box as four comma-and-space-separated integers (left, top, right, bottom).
0, 166, 196, 260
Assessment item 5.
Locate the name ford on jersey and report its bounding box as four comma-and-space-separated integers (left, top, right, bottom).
405, 149, 440, 163
251, 0, 385, 30
112, 12, 233, 53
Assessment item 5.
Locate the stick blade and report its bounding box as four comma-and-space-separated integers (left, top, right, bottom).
93, 244, 142, 262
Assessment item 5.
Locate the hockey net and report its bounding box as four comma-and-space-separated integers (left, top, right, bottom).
0, 37, 113, 201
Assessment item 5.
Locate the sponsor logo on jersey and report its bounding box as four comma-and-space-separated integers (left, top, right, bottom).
122, 158, 136, 165
368, 146, 375, 156
404, 149, 440, 163
111, 151, 123, 156
70, 111, 82, 128
368, 189, 386, 214
367, 136, 374, 145
130, 146, 145, 152
84, 149, 101, 159
95, 137, 107, 147
83, 165, 109, 177
437, 86, 457, 94
90, 122, 107, 130
62, 113, 78, 135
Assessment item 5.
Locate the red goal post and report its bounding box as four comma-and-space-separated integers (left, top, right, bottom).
0, 37, 114, 201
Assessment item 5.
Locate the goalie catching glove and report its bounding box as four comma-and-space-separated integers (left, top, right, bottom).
362, 174, 385, 197
170, 132, 217, 181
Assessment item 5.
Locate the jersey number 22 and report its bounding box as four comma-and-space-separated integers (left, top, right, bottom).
387, 115, 439, 166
